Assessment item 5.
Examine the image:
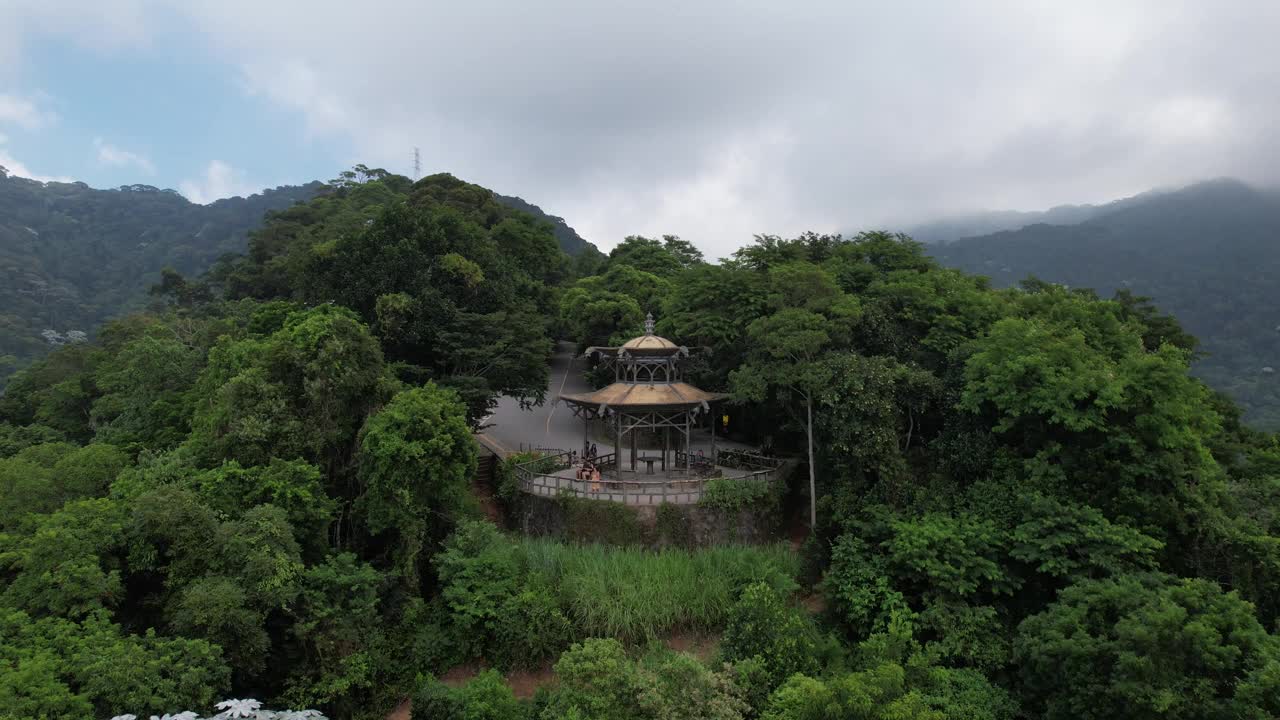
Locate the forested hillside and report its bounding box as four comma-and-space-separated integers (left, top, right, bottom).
0, 171, 322, 379
2, 171, 1279, 719
933, 179, 1280, 427
0, 169, 600, 392
493, 192, 600, 258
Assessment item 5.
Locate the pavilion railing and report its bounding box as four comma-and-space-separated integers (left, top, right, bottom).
674, 450, 715, 475
715, 448, 781, 471
513, 448, 784, 506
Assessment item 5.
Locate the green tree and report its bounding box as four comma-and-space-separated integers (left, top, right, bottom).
732, 262, 859, 528
0, 498, 126, 618
357, 385, 477, 583
1015, 573, 1280, 720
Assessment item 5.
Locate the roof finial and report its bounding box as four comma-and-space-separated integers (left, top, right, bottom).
644, 312, 655, 336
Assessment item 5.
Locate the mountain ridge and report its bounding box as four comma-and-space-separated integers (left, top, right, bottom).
931, 177, 1280, 426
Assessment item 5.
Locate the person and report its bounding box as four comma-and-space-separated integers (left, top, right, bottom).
590, 464, 602, 492
589, 442, 597, 460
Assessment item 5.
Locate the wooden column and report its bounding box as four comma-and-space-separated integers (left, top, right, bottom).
615, 412, 622, 480
684, 412, 691, 472
710, 408, 717, 468
630, 423, 637, 471
662, 426, 669, 471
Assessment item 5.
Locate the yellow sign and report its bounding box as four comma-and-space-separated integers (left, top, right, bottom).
721, 414, 729, 426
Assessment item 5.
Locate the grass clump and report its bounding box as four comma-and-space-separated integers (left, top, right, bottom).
519, 537, 799, 643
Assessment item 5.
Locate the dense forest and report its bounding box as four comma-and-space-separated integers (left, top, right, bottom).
932, 179, 1280, 428
2, 169, 1279, 719
0, 171, 323, 377
0, 168, 598, 393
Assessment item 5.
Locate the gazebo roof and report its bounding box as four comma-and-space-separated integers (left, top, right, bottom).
621, 333, 680, 352
560, 382, 727, 410
616, 312, 683, 356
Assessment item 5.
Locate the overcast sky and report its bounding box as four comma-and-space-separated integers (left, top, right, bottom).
2, 0, 1278, 256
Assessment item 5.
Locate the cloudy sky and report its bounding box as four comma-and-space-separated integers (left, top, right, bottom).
2, 0, 1278, 255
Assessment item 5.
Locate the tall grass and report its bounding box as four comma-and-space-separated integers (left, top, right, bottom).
517, 540, 800, 643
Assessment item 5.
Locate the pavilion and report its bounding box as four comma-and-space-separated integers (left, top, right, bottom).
559, 314, 726, 477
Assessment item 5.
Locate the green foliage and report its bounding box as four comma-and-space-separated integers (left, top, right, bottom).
433, 521, 522, 657
932, 180, 1280, 428
698, 477, 776, 513
1015, 572, 1280, 720
521, 539, 799, 643
1018, 568, 1280, 712
0, 423, 63, 458
0, 608, 229, 719
6, 176, 1280, 720
719, 582, 820, 691
607, 235, 703, 277
541, 639, 748, 720
0, 498, 126, 617
493, 582, 574, 671
822, 535, 911, 638
1008, 492, 1163, 582
188, 305, 389, 468
414, 670, 528, 720
357, 384, 477, 583
558, 494, 643, 545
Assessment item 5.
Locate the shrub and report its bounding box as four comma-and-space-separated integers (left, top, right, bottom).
434, 520, 522, 657
541, 639, 747, 720
698, 477, 777, 513
821, 535, 911, 639
720, 582, 820, 691
494, 583, 575, 670
413, 671, 527, 720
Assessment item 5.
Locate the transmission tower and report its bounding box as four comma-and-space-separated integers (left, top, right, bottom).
413, 147, 421, 181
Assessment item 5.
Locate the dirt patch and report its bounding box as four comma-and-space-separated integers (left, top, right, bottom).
798, 592, 826, 615
664, 632, 720, 662
506, 667, 557, 698
439, 661, 557, 699
386, 698, 410, 720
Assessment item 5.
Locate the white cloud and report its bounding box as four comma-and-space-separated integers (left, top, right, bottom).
10, 1, 1280, 252
178, 160, 256, 204
161, 0, 1280, 254
93, 136, 155, 174
0, 93, 54, 130
0, 1, 151, 81
0, 134, 71, 182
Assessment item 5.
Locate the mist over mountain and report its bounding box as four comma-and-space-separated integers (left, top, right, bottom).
902, 185, 1201, 244
932, 178, 1280, 426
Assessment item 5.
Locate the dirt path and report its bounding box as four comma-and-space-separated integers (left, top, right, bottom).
471, 470, 503, 524
386, 633, 725, 718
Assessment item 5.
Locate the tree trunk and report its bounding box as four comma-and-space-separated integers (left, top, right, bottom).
806, 395, 816, 531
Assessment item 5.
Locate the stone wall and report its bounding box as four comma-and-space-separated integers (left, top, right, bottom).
513, 491, 783, 548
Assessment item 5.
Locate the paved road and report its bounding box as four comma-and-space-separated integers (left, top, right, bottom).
479, 341, 747, 458
480, 341, 591, 455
